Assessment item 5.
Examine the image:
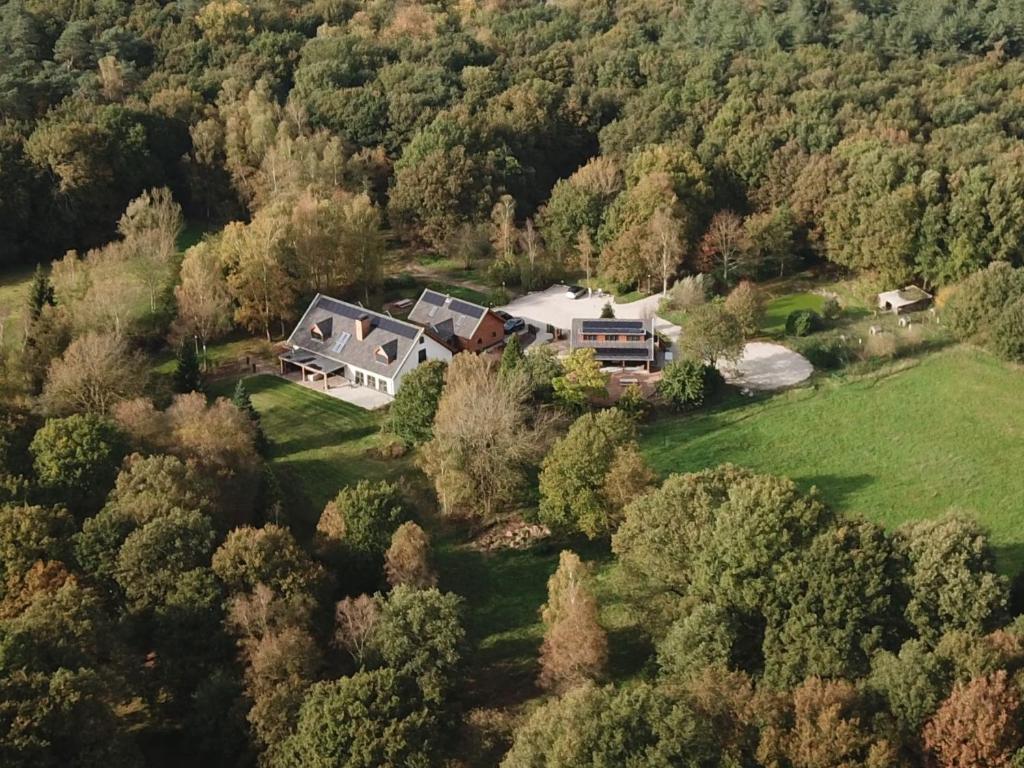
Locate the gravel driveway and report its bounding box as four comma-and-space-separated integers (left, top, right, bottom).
717, 342, 814, 391
497, 285, 681, 341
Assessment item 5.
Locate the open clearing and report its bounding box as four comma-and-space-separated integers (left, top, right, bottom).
642, 346, 1024, 573
761, 292, 827, 336
718, 342, 814, 390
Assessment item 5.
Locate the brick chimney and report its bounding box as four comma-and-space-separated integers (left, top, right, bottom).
355, 313, 372, 341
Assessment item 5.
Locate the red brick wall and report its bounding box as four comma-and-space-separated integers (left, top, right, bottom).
461, 311, 505, 352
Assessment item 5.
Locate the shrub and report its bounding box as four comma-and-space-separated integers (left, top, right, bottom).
821, 296, 841, 321
991, 297, 1024, 363
657, 360, 712, 410
785, 309, 822, 337
802, 337, 852, 370
616, 383, 650, 421
861, 333, 897, 361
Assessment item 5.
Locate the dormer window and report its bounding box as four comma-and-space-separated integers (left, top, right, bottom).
375, 339, 398, 364
311, 318, 333, 341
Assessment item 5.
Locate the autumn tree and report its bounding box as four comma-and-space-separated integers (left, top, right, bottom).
41, 331, 147, 416
420, 354, 546, 518
923, 671, 1022, 768
219, 212, 295, 341
385, 522, 437, 589
538, 551, 608, 692
173, 241, 233, 344
724, 280, 765, 339
316, 480, 406, 566
117, 187, 183, 312
697, 210, 752, 284
334, 594, 380, 666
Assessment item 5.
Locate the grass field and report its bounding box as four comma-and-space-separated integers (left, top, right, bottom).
232, 375, 402, 532
241, 373, 643, 709
641, 346, 1024, 573
0, 264, 35, 349
761, 292, 827, 336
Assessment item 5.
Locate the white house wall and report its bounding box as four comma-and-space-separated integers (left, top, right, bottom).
394, 333, 453, 391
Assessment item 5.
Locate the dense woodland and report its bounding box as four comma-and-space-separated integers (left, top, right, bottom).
4, 0, 1024, 766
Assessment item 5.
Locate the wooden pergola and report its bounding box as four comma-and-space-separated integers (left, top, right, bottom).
279, 350, 344, 391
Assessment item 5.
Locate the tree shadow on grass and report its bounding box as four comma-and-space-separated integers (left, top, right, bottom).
270, 423, 378, 456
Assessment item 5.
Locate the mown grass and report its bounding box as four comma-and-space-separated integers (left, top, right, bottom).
761, 292, 827, 336
641, 346, 1024, 573
228, 374, 400, 532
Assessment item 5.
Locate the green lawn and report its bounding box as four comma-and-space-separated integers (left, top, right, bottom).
761, 292, 827, 336
0, 264, 35, 349
641, 347, 1024, 573
233, 375, 402, 531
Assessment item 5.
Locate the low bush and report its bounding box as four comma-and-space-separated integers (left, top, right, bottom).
802, 337, 853, 370
786, 309, 822, 337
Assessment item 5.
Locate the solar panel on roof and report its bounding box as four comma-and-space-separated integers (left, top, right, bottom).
580, 319, 645, 333
449, 299, 484, 319
593, 347, 652, 359
316, 296, 418, 340
421, 290, 446, 307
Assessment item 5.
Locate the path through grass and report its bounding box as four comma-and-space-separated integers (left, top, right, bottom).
641, 347, 1024, 572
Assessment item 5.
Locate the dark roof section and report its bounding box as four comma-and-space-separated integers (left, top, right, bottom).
580, 319, 646, 334
318, 295, 419, 340
283, 294, 423, 379
592, 347, 652, 359
408, 289, 491, 342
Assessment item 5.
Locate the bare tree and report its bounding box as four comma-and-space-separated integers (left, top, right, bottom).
420, 354, 551, 519
698, 210, 752, 284
334, 594, 380, 665
649, 207, 685, 295
42, 331, 146, 416
173, 241, 232, 344
576, 228, 594, 291
118, 187, 184, 311
490, 194, 518, 264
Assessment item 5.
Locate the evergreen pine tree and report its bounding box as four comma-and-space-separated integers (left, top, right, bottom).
499, 333, 524, 378
600, 301, 615, 318
232, 379, 268, 453
173, 339, 204, 394
26, 265, 55, 322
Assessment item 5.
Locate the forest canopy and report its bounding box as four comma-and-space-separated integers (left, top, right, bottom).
4, 0, 1024, 287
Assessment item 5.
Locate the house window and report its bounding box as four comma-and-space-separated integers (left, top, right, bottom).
582, 334, 597, 341
366, 375, 376, 389
354, 371, 364, 385
378, 378, 388, 393
492, 331, 496, 337
418, 349, 427, 363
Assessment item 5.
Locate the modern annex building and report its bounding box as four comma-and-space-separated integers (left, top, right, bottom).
569, 317, 657, 370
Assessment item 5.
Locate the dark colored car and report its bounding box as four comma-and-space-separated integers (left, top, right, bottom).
565, 285, 587, 299
503, 317, 526, 334
494, 310, 512, 322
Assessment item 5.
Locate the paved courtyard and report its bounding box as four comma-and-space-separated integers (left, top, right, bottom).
497, 285, 682, 342
283, 371, 393, 410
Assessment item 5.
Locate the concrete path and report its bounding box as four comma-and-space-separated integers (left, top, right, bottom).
497, 285, 681, 341
717, 342, 814, 391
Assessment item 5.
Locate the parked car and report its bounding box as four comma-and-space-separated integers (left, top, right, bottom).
503, 317, 526, 334
494, 310, 512, 322
565, 285, 587, 299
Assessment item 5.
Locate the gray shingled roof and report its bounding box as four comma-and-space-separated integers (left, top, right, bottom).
284, 294, 422, 379
408, 289, 487, 341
